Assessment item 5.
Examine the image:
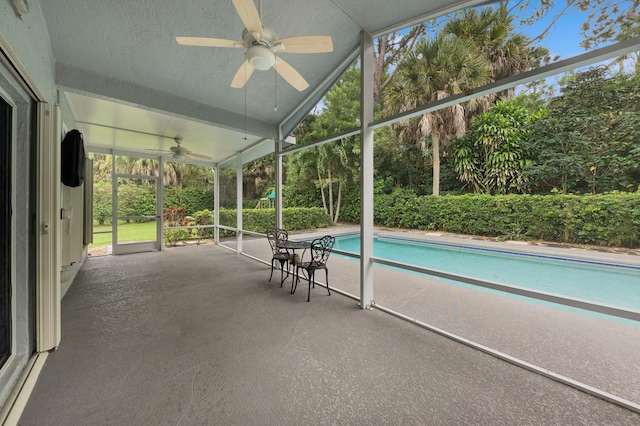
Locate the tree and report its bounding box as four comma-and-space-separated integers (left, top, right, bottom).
287, 65, 361, 222
443, 4, 548, 103
524, 66, 640, 193
243, 156, 274, 200
373, 24, 426, 104
451, 100, 537, 194
384, 35, 492, 195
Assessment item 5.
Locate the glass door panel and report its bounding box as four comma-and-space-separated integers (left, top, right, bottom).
113, 175, 160, 254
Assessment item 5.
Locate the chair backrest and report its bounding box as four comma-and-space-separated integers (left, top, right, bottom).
310, 235, 335, 265
267, 228, 288, 254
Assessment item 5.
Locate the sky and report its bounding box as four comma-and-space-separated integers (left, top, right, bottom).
518, 2, 595, 59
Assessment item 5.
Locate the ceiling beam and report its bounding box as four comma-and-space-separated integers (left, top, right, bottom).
55, 62, 279, 139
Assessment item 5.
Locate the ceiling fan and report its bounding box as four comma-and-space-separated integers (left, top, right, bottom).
176, 0, 333, 91
146, 137, 212, 161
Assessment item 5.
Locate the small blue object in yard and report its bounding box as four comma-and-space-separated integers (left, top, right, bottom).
267, 191, 276, 199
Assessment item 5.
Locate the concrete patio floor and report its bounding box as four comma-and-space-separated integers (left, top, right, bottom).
20, 228, 640, 425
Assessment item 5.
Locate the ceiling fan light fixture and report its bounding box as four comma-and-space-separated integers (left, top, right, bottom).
247, 45, 275, 70
172, 153, 186, 161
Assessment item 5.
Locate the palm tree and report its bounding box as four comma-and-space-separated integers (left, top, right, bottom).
384, 35, 491, 195
290, 138, 355, 223
444, 4, 547, 105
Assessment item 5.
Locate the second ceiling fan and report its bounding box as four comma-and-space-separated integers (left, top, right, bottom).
176, 0, 333, 91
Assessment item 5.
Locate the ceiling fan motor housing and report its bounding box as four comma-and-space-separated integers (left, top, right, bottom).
242, 27, 277, 70
247, 45, 275, 70
242, 27, 277, 47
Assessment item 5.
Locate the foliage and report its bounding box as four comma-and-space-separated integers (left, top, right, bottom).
116, 183, 155, 222
191, 209, 214, 243
163, 206, 186, 226
384, 34, 492, 196
288, 64, 361, 223
451, 100, 538, 194
523, 67, 640, 193
373, 23, 426, 105
575, 0, 639, 51
163, 228, 191, 247
164, 186, 215, 214
374, 190, 640, 247
283, 182, 324, 209
217, 208, 332, 237
93, 181, 112, 225
243, 156, 274, 200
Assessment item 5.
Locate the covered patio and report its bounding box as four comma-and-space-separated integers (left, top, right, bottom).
2, 0, 640, 423
19, 229, 640, 424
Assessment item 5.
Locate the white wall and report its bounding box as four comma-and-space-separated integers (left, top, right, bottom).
0, 0, 87, 408
1, 1, 87, 297
0, 1, 57, 103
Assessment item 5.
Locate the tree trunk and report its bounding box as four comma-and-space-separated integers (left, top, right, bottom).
318, 172, 328, 214
328, 170, 334, 222
432, 134, 440, 196
333, 181, 342, 223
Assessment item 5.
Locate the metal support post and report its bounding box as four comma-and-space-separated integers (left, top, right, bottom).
360, 30, 374, 309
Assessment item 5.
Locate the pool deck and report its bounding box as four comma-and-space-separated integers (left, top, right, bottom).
242, 225, 640, 406
19, 225, 640, 424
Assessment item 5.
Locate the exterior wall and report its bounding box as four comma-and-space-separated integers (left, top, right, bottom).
0, 0, 87, 409
0, 1, 56, 103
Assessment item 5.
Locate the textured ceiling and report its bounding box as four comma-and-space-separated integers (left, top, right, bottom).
41, 0, 485, 165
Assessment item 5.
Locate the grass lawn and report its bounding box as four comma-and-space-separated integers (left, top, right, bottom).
91, 221, 157, 247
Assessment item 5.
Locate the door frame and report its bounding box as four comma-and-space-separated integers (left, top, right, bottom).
111, 155, 163, 255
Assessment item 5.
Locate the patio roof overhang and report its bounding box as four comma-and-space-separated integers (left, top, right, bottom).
41, 0, 495, 166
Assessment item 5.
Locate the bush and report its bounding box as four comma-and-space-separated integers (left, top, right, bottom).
163, 187, 215, 214
218, 207, 332, 237
163, 228, 191, 246
117, 184, 155, 222
192, 209, 215, 242
93, 181, 112, 225
372, 191, 640, 248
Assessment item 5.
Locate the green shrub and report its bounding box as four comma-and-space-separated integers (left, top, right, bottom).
372, 191, 640, 248
163, 228, 191, 246
163, 186, 215, 214
93, 181, 112, 225
217, 207, 332, 238
191, 209, 214, 242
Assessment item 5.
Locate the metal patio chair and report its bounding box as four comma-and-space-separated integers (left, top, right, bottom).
267, 228, 292, 286
293, 235, 335, 302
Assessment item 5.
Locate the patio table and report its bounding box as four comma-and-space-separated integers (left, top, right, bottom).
276, 240, 311, 290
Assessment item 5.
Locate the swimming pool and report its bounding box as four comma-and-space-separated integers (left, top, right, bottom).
333, 234, 640, 317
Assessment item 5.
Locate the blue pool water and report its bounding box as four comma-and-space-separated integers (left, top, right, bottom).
333, 234, 640, 317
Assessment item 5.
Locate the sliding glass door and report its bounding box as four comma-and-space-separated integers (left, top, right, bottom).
0, 95, 11, 368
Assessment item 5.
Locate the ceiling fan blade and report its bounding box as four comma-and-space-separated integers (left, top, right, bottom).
273, 35, 333, 53
232, 0, 263, 40
189, 153, 214, 160
176, 37, 244, 48
274, 56, 309, 91
231, 60, 255, 88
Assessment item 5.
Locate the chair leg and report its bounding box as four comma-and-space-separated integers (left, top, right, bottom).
325, 268, 331, 296
268, 259, 275, 282
307, 270, 314, 302
291, 266, 299, 294
279, 259, 289, 287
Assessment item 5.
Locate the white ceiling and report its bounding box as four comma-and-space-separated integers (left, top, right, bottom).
41, 0, 489, 165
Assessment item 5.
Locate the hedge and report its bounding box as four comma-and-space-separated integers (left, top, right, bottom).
94, 183, 261, 225
218, 207, 332, 236
374, 191, 640, 248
